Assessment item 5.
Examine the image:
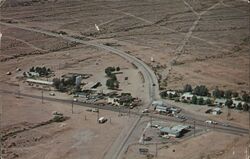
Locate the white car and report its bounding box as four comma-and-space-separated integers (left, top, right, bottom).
49, 92, 55, 96
142, 109, 149, 113
205, 120, 217, 124
73, 98, 78, 102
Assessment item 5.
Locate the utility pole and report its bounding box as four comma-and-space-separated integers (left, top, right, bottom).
248, 2, 250, 158
16, 84, 21, 98
97, 110, 99, 123
71, 100, 73, 114
41, 89, 44, 104
227, 106, 231, 120
150, 116, 153, 127
0, 95, 2, 159
193, 120, 196, 137
155, 143, 158, 157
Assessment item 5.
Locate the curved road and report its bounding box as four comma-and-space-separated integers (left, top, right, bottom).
0, 21, 159, 103
0, 21, 159, 159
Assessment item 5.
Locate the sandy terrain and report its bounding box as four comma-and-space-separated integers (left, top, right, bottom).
1, 91, 137, 159
0, 0, 249, 159
124, 131, 249, 159
1, 0, 249, 92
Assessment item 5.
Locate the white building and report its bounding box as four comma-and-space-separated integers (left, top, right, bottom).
26, 79, 53, 85
180, 92, 193, 100
152, 100, 164, 107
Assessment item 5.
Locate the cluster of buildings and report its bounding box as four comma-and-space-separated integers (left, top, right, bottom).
152, 100, 181, 115
165, 91, 247, 109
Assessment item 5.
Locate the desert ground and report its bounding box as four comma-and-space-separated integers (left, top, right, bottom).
1, 0, 249, 92
0, 0, 249, 159
125, 131, 248, 159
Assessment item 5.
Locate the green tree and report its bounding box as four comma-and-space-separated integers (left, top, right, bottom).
236, 102, 243, 110
160, 91, 167, 98
106, 79, 115, 89
225, 99, 233, 108
30, 66, 35, 72
212, 88, 220, 98
232, 92, 239, 98
58, 83, 65, 92
191, 95, 197, 104
193, 85, 208, 96
116, 67, 120, 71
168, 93, 173, 99
183, 84, 192, 92
242, 93, 250, 102
243, 103, 249, 111
110, 73, 117, 81
225, 90, 232, 99
205, 98, 212, 105
197, 97, 204, 105
53, 78, 61, 89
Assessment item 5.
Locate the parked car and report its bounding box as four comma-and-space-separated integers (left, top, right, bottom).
142, 109, 149, 113
151, 124, 159, 128
98, 117, 107, 124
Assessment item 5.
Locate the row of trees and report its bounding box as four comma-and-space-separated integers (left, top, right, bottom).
29, 66, 52, 76
183, 84, 250, 102
160, 91, 179, 99
191, 96, 211, 105
212, 87, 238, 99
183, 84, 209, 96
187, 96, 249, 111
105, 67, 120, 89
105, 66, 120, 76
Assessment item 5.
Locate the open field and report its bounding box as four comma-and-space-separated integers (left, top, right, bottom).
1, 91, 136, 159
1, 0, 249, 92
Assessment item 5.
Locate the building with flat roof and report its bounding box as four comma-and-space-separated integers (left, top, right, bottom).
155, 105, 168, 113
159, 125, 189, 137
152, 100, 164, 107
26, 79, 53, 85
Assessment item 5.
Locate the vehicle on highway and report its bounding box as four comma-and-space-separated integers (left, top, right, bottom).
222, 123, 229, 127
144, 136, 152, 141
205, 120, 217, 124
73, 98, 78, 102
86, 109, 92, 112
49, 92, 55, 96
92, 108, 99, 112
142, 109, 149, 113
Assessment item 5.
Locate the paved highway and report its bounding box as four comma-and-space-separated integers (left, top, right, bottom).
0, 89, 248, 136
